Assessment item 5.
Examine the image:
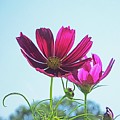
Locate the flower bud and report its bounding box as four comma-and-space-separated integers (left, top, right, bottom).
64, 88, 74, 99
103, 107, 114, 120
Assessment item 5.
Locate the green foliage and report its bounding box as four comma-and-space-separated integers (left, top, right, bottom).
5, 98, 102, 120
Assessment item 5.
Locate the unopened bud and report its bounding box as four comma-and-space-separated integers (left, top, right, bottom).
64, 88, 74, 99
103, 107, 114, 120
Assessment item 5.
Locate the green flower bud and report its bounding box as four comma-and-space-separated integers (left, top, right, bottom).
64, 88, 74, 99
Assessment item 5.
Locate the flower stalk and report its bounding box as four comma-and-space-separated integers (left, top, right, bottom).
84, 93, 88, 120
50, 77, 53, 114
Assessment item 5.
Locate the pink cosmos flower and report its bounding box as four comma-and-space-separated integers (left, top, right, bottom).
16, 26, 93, 77
67, 54, 115, 93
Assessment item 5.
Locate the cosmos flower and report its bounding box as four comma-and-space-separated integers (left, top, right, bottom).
16, 26, 92, 77
66, 54, 115, 93
103, 107, 114, 120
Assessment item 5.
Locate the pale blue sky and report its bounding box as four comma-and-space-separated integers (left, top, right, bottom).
0, 0, 120, 119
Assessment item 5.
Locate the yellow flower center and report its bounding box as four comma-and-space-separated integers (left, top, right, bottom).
47, 57, 61, 70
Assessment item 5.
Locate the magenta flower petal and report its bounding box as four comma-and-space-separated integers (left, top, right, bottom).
90, 64, 101, 83
67, 73, 80, 85
62, 35, 93, 64
36, 68, 54, 77
100, 58, 115, 80
92, 54, 102, 67
44, 67, 70, 77
78, 68, 88, 81
55, 26, 75, 59
21, 49, 48, 69
16, 32, 46, 62
36, 28, 54, 58
82, 61, 91, 72
61, 58, 91, 72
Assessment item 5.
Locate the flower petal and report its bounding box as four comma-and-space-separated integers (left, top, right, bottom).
55, 26, 75, 59
36, 28, 54, 58
61, 58, 91, 72
36, 68, 54, 77
92, 54, 102, 67
16, 32, 46, 62
67, 72, 80, 85
100, 58, 115, 80
21, 49, 48, 69
78, 68, 88, 82
82, 60, 91, 72
62, 35, 93, 64
44, 67, 70, 77
90, 64, 101, 83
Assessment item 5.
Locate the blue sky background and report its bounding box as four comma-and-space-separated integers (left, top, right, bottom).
0, 0, 120, 119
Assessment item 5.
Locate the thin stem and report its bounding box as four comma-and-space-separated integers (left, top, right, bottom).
68, 104, 84, 117
33, 99, 50, 112
54, 95, 66, 112
61, 77, 65, 90
3, 92, 31, 109
66, 79, 68, 88
50, 77, 53, 112
84, 93, 88, 120
2, 92, 36, 120
69, 113, 93, 120
114, 114, 120, 120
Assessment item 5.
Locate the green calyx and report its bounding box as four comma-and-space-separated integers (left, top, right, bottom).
78, 84, 92, 94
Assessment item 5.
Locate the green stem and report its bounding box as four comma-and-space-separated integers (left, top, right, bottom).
50, 77, 53, 112
69, 113, 93, 120
68, 104, 84, 117
84, 93, 88, 120
61, 77, 65, 90
54, 95, 66, 112
2, 92, 36, 120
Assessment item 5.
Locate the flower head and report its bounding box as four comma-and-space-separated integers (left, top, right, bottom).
103, 107, 114, 120
16, 26, 93, 77
66, 54, 115, 93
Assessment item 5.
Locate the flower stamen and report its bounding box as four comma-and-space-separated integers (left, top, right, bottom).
47, 57, 61, 70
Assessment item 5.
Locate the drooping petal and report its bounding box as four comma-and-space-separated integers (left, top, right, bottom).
21, 49, 48, 69
36, 68, 54, 77
90, 64, 101, 83
16, 32, 46, 62
62, 35, 93, 64
36, 28, 54, 58
55, 26, 75, 59
100, 58, 115, 80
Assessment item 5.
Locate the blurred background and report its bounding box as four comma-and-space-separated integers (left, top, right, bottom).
0, 0, 120, 119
